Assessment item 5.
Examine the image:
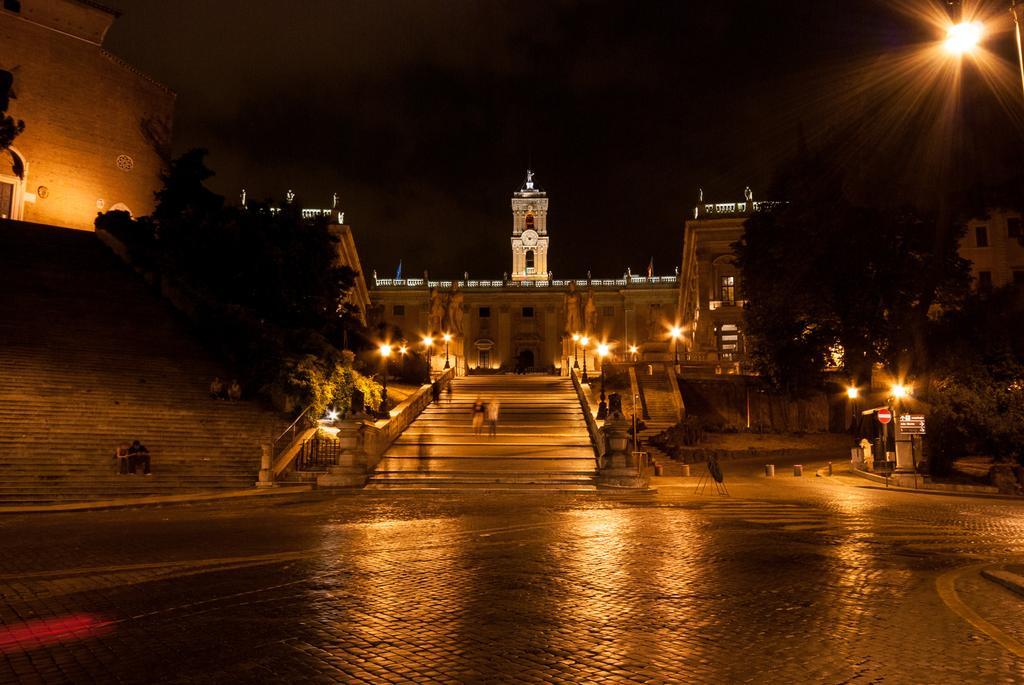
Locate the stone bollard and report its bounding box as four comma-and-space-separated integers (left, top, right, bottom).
681, 464, 691, 477
765, 464, 775, 478
828, 461, 833, 477
793, 464, 803, 477
256, 443, 275, 488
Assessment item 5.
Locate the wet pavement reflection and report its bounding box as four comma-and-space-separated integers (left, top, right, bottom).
2, 463, 1024, 683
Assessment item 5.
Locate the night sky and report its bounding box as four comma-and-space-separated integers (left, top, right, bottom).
103, 1, 1024, 280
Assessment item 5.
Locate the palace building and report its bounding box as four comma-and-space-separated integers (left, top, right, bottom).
369, 172, 685, 373
0, 0, 175, 228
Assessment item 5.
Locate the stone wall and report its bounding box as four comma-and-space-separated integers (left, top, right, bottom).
679, 376, 831, 433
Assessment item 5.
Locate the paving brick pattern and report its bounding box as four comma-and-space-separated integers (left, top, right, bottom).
1, 463, 1023, 683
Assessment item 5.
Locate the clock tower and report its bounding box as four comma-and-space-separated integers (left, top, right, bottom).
510, 169, 550, 281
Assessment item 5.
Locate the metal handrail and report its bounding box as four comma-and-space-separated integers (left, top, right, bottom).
273, 406, 312, 456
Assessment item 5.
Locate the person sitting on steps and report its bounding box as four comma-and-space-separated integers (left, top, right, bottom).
114, 442, 131, 475
209, 376, 226, 399
227, 379, 242, 401
127, 440, 151, 475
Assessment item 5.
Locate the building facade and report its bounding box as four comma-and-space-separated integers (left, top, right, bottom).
0, 0, 175, 228
677, 193, 779, 364
959, 208, 1024, 291
369, 172, 682, 372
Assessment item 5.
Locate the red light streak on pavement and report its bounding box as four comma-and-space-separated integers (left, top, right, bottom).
0, 614, 112, 654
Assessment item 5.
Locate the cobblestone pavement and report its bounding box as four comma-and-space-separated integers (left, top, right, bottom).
2, 458, 1024, 684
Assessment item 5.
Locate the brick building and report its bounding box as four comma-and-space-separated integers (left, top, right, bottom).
0, 0, 175, 229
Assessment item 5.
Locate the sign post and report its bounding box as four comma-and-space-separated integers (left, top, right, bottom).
893, 413, 925, 479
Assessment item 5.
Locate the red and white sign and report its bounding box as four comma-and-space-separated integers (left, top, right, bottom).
877, 409, 892, 424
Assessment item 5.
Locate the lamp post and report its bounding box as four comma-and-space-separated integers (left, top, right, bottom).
572, 333, 580, 370
443, 332, 452, 370
628, 344, 639, 362
399, 344, 408, 379
580, 335, 590, 383
847, 386, 860, 433
597, 343, 610, 420
422, 335, 434, 378
1013, 2, 1024, 100
670, 326, 683, 367
379, 343, 391, 412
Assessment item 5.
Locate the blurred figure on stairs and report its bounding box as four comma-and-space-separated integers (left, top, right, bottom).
227, 379, 242, 401
472, 396, 485, 435
114, 443, 131, 475
487, 399, 501, 438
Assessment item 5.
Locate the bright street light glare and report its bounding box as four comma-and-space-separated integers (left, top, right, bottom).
944, 21, 983, 55
847, 387, 859, 399
379, 343, 391, 357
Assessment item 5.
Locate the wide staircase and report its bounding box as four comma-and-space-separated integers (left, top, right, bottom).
367, 375, 597, 491
0, 222, 286, 505
636, 364, 681, 465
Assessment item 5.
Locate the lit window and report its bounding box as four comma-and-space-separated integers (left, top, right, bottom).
976, 226, 989, 248
720, 275, 736, 304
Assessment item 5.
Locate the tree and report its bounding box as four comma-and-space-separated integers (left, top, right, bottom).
735, 147, 970, 394
0, 69, 25, 174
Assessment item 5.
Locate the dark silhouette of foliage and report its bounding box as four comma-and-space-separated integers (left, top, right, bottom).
735, 146, 970, 395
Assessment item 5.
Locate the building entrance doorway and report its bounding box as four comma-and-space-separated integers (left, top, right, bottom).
517, 349, 535, 372
0, 180, 13, 219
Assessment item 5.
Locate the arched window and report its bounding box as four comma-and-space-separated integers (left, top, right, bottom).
525, 249, 535, 271
525, 214, 535, 231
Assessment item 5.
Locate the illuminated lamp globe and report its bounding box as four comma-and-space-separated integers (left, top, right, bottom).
379, 343, 392, 358
944, 21, 983, 55
846, 387, 859, 400
891, 384, 909, 399
597, 343, 610, 358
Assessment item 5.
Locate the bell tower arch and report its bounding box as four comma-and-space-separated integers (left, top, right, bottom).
510, 169, 549, 281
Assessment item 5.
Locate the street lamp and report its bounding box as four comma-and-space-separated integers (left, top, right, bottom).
379, 343, 391, 411
847, 386, 860, 432
580, 335, 590, 384
596, 343, 610, 420
422, 335, 434, 377
398, 344, 408, 378
944, 20, 983, 55
572, 333, 580, 369
1013, 2, 1024, 99
628, 344, 639, 362
443, 332, 452, 370
669, 325, 683, 366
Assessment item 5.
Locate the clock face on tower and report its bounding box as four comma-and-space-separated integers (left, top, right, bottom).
521, 229, 539, 247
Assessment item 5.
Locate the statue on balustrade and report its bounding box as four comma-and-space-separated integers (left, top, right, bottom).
563, 282, 582, 335
584, 289, 598, 332
428, 288, 445, 335
447, 282, 465, 336
646, 303, 663, 341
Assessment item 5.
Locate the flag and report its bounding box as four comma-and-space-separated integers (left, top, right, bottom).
647, 257, 654, 278
395, 260, 402, 280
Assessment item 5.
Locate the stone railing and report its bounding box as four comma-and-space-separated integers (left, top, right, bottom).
693, 201, 784, 218
362, 366, 456, 468
570, 368, 604, 465
373, 275, 679, 290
